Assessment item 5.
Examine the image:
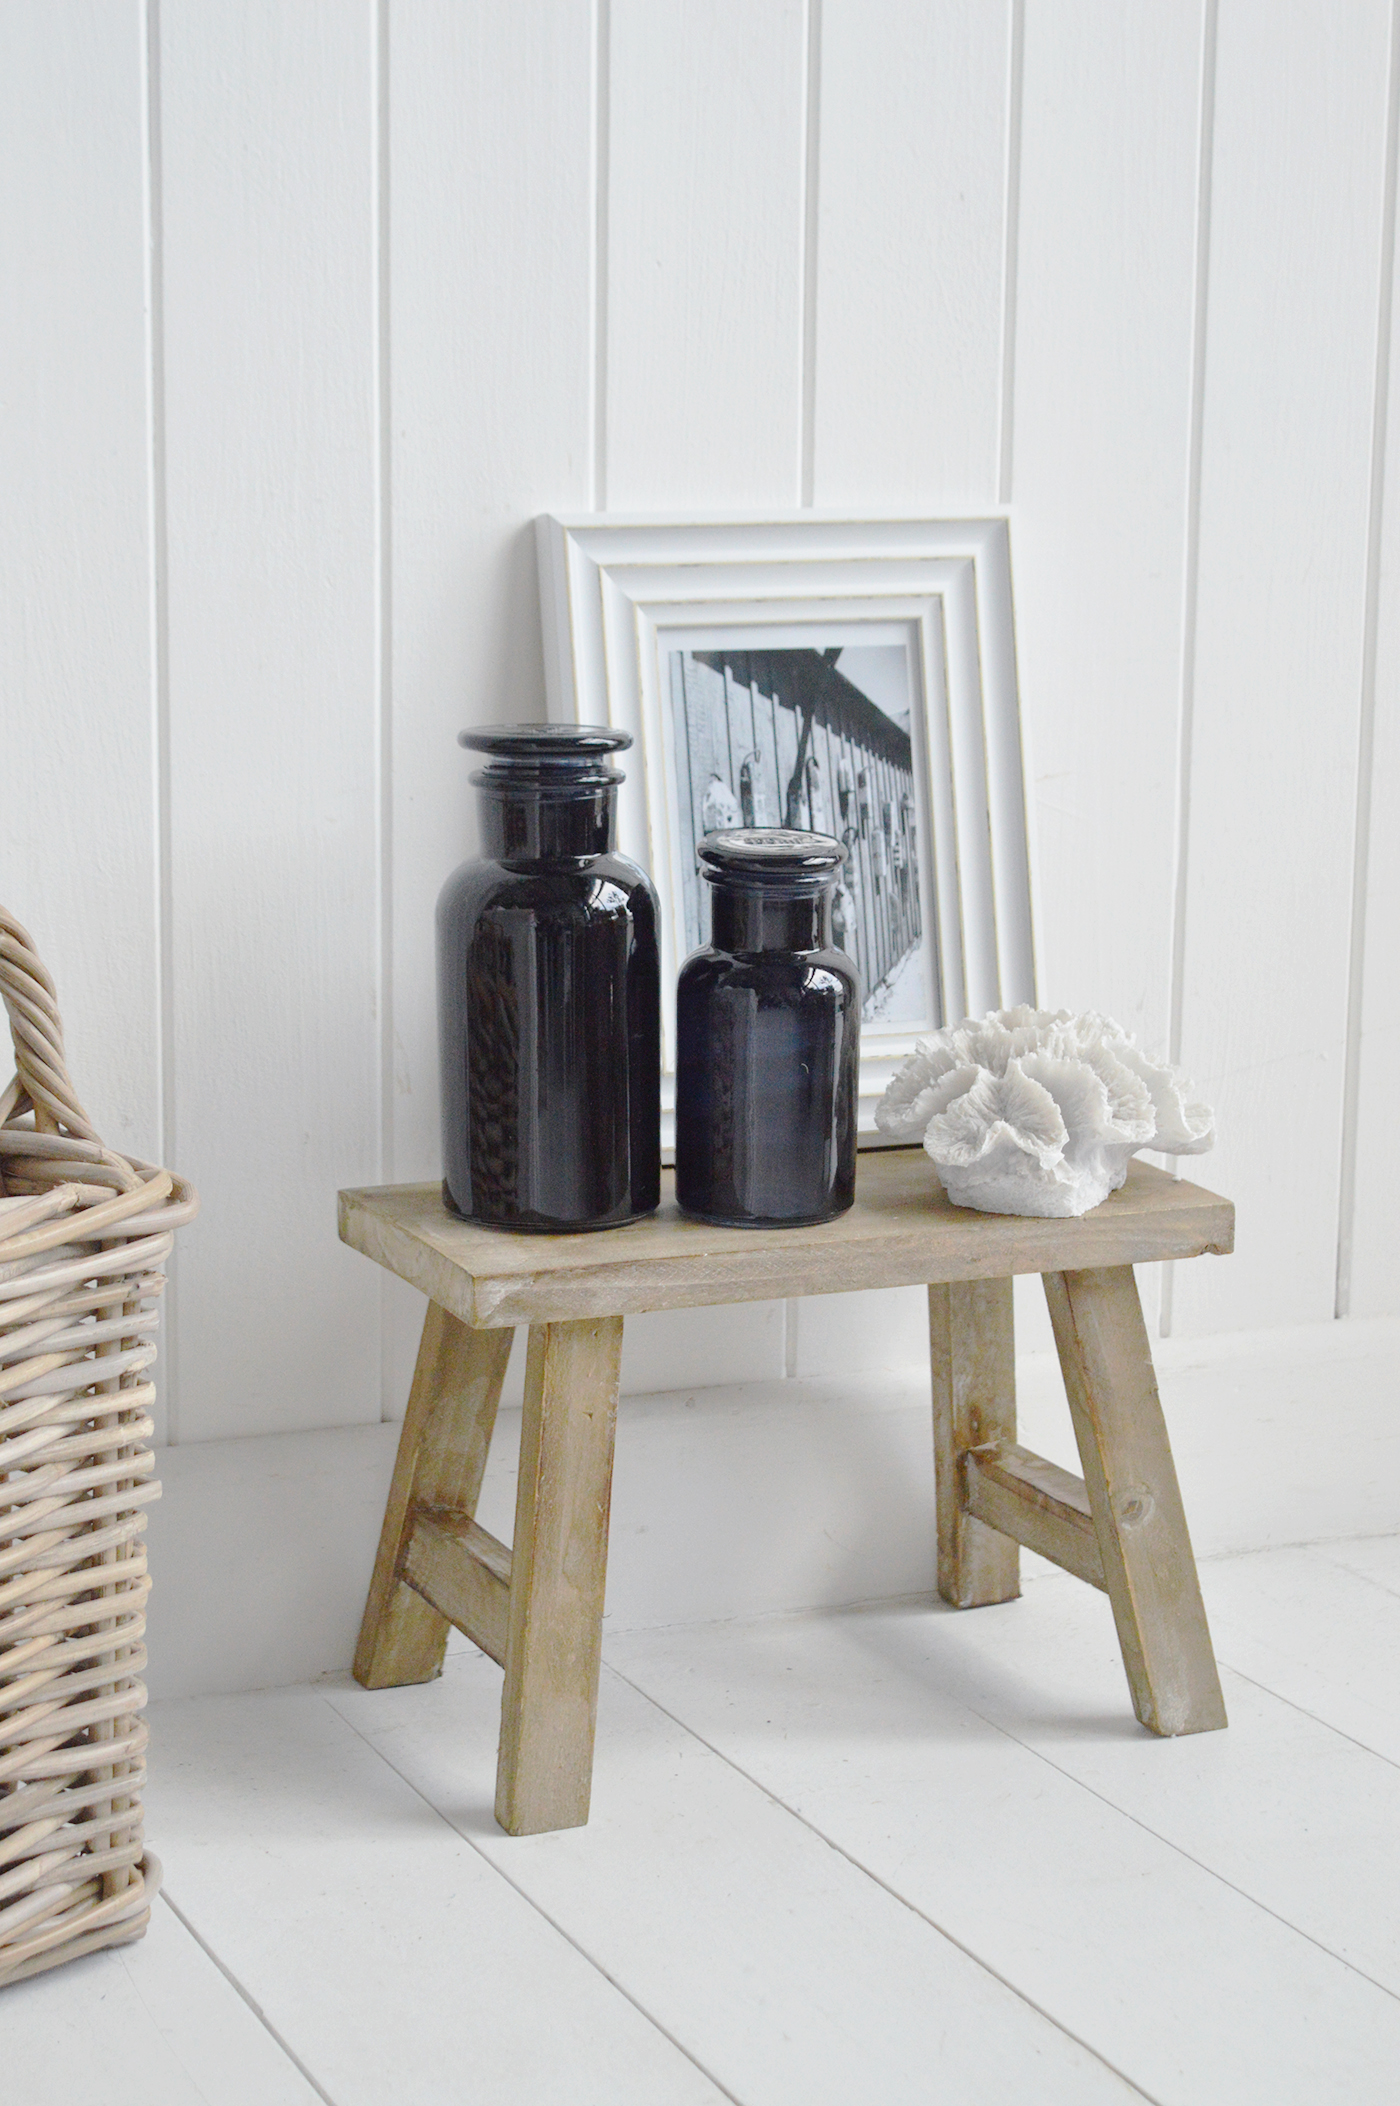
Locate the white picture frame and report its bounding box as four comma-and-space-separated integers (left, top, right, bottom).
536, 515, 1036, 1137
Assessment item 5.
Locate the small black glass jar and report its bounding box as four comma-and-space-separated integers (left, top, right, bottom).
436, 724, 661, 1231
675, 829, 860, 1228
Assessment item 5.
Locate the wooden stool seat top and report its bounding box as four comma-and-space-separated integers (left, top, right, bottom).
341, 1150, 1235, 1837
339, 1153, 1234, 1329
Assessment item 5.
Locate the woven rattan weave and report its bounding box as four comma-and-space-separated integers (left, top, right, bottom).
0, 909, 195, 1986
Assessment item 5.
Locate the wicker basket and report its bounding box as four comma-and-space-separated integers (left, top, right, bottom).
0, 908, 196, 1986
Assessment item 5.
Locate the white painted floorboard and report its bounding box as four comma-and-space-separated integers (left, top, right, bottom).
145, 1690, 724, 2106
1195, 1540, 1400, 1771
926, 1569, 1400, 1995
3, 1891, 322, 2106
11, 1537, 1400, 2104
609, 1590, 1400, 2104
325, 1667, 1132, 2105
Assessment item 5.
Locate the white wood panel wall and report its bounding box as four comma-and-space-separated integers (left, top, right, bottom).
1352, 5, 1400, 1321
1173, 0, 1393, 1337
811, 0, 1009, 510
382, 0, 597, 1413
1011, 0, 1210, 1343
606, 0, 807, 512
160, 0, 382, 1440
0, 4, 162, 1212
3, 0, 1400, 1451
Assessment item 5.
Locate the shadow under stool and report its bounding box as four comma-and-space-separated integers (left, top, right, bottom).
339, 1151, 1235, 1836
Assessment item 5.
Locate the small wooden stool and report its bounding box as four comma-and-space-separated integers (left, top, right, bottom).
340, 1153, 1234, 1835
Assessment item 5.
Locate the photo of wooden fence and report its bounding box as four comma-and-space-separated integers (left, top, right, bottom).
668, 644, 931, 1025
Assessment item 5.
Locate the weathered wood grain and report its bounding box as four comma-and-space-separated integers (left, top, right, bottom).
964, 1441, 1104, 1590
340, 1156, 1234, 1329
1044, 1266, 1226, 1734
353, 1305, 512, 1689
496, 1316, 624, 1836
929, 1278, 1019, 1607
402, 1511, 511, 1668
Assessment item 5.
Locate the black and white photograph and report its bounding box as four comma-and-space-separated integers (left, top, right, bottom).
667, 639, 933, 1026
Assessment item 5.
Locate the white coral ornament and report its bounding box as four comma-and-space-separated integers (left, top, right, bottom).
875, 1006, 1213, 1218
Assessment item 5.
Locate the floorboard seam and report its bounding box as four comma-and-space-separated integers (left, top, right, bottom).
156, 1890, 340, 2106
601, 1663, 1159, 2104
1198, 1529, 1400, 1567
1313, 1549, 1400, 1603
322, 1692, 745, 2106
1212, 1656, 1400, 1776
943, 1681, 1400, 2010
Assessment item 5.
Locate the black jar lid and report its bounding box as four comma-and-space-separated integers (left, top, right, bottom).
460, 723, 630, 759
460, 722, 630, 789
698, 828, 846, 888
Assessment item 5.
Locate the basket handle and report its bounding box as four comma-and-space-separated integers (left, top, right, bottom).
0, 907, 101, 1142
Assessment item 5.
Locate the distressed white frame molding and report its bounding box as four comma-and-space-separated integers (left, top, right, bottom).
537, 517, 1036, 1131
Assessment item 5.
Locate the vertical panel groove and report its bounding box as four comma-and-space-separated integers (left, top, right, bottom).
375, 0, 395, 1416
1337, 0, 1400, 1318
790, 0, 822, 1396
144, 0, 177, 1438
591, 0, 611, 512
996, 0, 1024, 505
1161, 0, 1218, 1339
791, 0, 812, 1364
799, 0, 822, 507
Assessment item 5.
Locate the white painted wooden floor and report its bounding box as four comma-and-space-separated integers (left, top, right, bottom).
10, 1538, 1400, 2105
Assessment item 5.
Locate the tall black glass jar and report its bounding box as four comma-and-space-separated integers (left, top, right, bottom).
436, 725, 661, 1231
675, 829, 860, 1228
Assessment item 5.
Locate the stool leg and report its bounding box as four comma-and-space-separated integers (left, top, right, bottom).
354, 1302, 513, 1690
929, 1279, 1020, 1607
1044, 1266, 1227, 1735
496, 1314, 623, 1836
